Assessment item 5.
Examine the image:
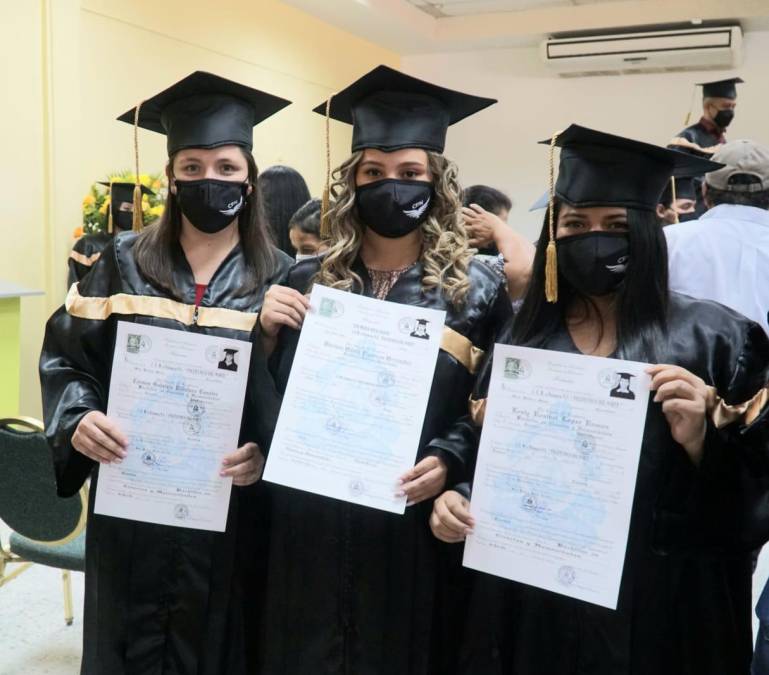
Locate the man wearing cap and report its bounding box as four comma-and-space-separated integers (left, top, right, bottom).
666, 139, 769, 336
668, 77, 743, 216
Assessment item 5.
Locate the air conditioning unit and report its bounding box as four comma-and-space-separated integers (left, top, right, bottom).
541, 26, 743, 76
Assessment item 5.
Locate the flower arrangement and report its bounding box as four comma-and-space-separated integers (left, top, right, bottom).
77, 171, 166, 238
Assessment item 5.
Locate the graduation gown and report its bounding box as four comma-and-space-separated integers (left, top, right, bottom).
40, 231, 291, 675
68, 233, 113, 287
668, 118, 726, 217
252, 256, 512, 675
455, 292, 769, 675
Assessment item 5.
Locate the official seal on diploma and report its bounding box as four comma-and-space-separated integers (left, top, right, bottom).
349, 480, 366, 497
126, 333, 152, 354
174, 504, 190, 521
558, 565, 576, 586
319, 297, 343, 318
504, 357, 531, 380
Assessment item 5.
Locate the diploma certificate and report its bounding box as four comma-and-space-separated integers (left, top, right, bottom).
263, 285, 446, 513
94, 321, 251, 532
463, 345, 650, 609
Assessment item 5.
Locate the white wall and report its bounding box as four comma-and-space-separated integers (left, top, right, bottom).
403, 30, 769, 239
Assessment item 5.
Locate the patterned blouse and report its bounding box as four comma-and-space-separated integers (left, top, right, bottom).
366, 262, 418, 300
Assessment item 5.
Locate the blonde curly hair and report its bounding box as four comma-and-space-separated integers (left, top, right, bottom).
313, 150, 473, 307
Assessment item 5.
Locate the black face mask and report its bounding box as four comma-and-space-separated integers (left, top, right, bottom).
175, 179, 248, 234
678, 210, 699, 223
557, 231, 630, 297
114, 206, 134, 231
714, 109, 734, 129
355, 179, 434, 238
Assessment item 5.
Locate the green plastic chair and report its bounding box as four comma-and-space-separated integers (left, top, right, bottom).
0, 417, 87, 625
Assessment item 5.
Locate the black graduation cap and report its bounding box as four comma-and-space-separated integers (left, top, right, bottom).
312, 65, 496, 153
659, 176, 696, 207
98, 181, 154, 201
539, 125, 723, 303
615, 372, 635, 380
222, 348, 238, 355
97, 181, 155, 233
699, 77, 743, 99
540, 124, 723, 211
415, 319, 429, 325
117, 71, 291, 154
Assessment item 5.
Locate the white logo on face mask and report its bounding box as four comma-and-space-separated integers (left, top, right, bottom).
403, 196, 430, 219
220, 196, 244, 216
606, 255, 629, 274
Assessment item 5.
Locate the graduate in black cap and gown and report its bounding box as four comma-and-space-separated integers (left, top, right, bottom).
251, 65, 512, 675
668, 77, 743, 216
39, 71, 292, 675
430, 125, 769, 675
68, 181, 155, 286
656, 175, 698, 225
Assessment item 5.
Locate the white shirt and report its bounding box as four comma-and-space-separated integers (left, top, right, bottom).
665, 203, 769, 336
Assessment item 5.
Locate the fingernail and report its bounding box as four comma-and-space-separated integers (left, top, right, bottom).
465, 529, 473, 535
219, 471, 227, 477
395, 491, 405, 498
114, 459, 122, 464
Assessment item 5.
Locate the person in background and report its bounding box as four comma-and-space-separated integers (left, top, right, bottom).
258, 164, 311, 256
287, 197, 324, 260
68, 181, 154, 286
461, 184, 511, 254
668, 77, 743, 216
656, 176, 697, 225
431, 125, 769, 675
666, 139, 769, 337
462, 185, 535, 300
40, 71, 292, 675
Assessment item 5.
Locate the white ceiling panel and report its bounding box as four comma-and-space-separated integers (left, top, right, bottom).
406, 0, 647, 17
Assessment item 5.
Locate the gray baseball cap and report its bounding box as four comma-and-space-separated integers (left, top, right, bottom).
705, 139, 769, 192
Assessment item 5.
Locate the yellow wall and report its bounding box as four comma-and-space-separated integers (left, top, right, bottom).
0, 1, 47, 420
1, 0, 399, 418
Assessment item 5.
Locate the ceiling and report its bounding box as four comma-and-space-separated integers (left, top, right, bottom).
406, 0, 643, 19
282, 0, 769, 54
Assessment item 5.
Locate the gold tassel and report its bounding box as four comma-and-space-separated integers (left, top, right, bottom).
320, 93, 335, 239
545, 240, 558, 303
544, 131, 560, 303
132, 184, 143, 232
670, 176, 679, 224
132, 100, 145, 232
107, 179, 114, 234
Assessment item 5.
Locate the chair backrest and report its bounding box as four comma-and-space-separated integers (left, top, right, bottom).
0, 418, 86, 544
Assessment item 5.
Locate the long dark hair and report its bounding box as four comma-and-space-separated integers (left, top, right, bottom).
258, 165, 311, 256
512, 199, 669, 362
133, 148, 277, 300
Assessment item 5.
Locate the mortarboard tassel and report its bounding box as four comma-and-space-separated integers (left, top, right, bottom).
107, 179, 114, 234
320, 94, 335, 239
132, 100, 145, 232
670, 176, 679, 224
544, 132, 560, 304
